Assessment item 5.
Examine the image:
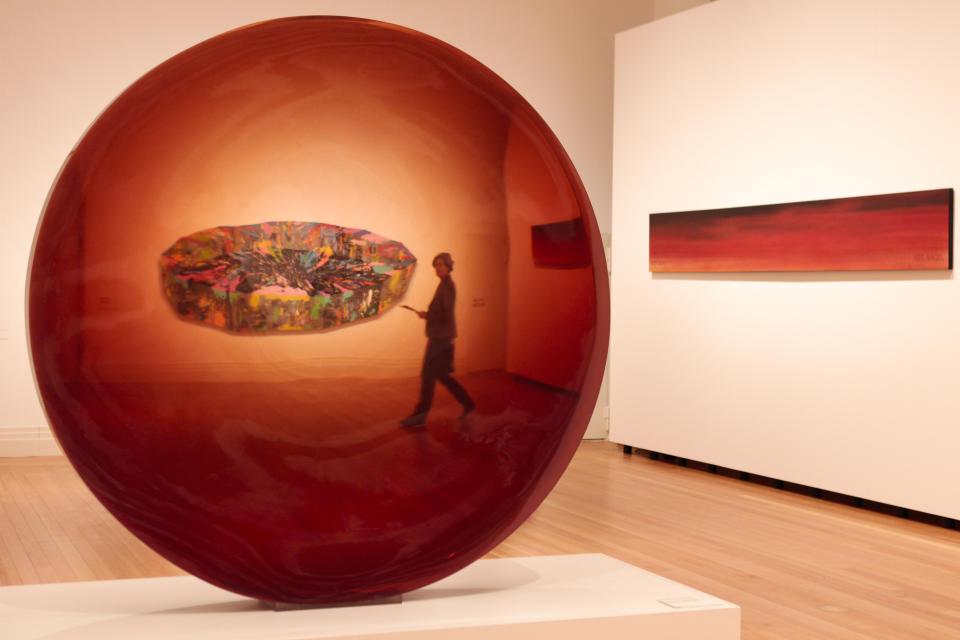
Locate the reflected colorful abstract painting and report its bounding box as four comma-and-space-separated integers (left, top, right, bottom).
161, 221, 416, 333
649, 189, 953, 272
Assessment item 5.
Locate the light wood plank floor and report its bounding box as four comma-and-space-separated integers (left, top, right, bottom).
3, 441, 959, 639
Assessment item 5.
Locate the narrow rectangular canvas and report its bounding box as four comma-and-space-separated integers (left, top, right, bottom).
649, 189, 953, 272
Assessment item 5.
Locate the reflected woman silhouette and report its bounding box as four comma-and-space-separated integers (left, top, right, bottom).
401, 252, 475, 427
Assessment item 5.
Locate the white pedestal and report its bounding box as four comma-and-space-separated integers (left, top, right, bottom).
0, 554, 739, 639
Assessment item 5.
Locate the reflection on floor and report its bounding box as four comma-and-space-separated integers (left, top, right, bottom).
38, 370, 582, 599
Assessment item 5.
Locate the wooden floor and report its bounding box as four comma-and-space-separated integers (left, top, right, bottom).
3, 441, 960, 639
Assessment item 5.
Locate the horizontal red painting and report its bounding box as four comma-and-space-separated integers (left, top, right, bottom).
649, 189, 953, 272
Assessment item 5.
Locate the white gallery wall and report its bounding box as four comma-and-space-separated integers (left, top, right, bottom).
611, 0, 960, 519
1, 0, 674, 455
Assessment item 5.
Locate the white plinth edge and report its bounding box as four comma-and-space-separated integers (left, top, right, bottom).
0, 554, 740, 639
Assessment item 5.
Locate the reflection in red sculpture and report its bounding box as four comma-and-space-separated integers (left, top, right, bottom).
160, 221, 417, 333
28, 17, 609, 604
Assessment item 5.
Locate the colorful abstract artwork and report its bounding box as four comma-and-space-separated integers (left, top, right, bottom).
649, 189, 953, 272
161, 221, 416, 332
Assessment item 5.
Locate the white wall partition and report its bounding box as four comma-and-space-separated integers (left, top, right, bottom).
612, 0, 960, 519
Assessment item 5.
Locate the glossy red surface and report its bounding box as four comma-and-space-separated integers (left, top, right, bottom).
29, 17, 609, 604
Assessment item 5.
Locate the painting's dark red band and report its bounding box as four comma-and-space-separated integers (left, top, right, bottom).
650, 188, 953, 272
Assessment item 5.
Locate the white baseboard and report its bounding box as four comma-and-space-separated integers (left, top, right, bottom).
0, 427, 62, 457
583, 403, 609, 440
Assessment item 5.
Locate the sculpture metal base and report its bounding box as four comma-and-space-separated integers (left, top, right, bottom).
258, 594, 403, 611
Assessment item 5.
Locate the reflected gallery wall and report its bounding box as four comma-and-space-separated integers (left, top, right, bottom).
29, 17, 608, 604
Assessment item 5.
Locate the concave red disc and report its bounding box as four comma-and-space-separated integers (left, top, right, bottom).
29, 16, 609, 604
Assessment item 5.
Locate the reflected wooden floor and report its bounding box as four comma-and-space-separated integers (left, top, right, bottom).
3, 441, 960, 639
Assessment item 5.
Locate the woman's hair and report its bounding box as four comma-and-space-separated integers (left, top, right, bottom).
432, 252, 454, 271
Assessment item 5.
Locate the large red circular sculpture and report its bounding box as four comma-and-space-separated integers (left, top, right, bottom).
28, 16, 609, 604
